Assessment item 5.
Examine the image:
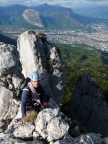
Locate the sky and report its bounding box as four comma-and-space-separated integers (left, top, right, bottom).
0, 0, 108, 8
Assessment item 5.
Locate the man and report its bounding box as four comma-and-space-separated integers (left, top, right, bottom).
21, 71, 49, 118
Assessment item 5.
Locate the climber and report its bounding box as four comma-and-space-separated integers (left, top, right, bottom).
21, 71, 49, 118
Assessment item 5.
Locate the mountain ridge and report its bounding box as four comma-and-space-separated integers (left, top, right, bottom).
0, 4, 108, 30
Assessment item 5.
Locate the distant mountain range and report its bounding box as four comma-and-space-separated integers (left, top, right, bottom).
75, 5, 108, 20
0, 4, 108, 31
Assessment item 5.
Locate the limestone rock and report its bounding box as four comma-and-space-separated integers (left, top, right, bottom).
13, 123, 35, 139
0, 42, 20, 76
0, 132, 43, 144
0, 86, 13, 121
47, 116, 69, 142
33, 131, 40, 139
17, 31, 48, 77
35, 108, 69, 142
0, 133, 17, 144
54, 135, 74, 144
72, 133, 103, 144
12, 75, 23, 89
50, 47, 64, 104
3, 99, 19, 121
54, 133, 102, 144
35, 108, 59, 139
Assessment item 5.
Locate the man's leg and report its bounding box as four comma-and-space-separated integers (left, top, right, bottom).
23, 110, 38, 124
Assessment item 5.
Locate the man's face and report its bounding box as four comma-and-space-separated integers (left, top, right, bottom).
31, 80, 40, 88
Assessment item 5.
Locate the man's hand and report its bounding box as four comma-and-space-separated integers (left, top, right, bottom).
34, 99, 41, 106
43, 102, 48, 108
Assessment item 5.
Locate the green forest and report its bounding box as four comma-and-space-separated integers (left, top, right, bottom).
56, 43, 108, 104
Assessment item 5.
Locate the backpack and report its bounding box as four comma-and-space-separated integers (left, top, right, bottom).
16, 77, 30, 99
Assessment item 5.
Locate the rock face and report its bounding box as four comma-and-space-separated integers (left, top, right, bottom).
17, 31, 64, 104
7, 108, 69, 143
0, 132, 104, 144
0, 86, 13, 121
13, 123, 35, 139
70, 74, 108, 136
0, 86, 19, 132
0, 42, 20, 76
47, 116, 69, 142
35, 108, 59, 139
54, 135, 74, 144
50, 47, 64, 103
0, 132, 46, 144
0, 42, 23, 125
35, 108, 69, 142
54, 133, 103, 144
12, 74, 23, 89
17, 31, 49, 77
23, 9, 44, 28
0, 41, 23, 89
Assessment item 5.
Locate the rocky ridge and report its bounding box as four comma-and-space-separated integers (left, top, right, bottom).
0, 31, 107, 144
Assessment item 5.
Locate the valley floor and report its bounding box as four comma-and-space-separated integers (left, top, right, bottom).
3, 30, 108, 52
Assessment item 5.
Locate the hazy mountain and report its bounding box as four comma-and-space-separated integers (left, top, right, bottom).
0, 4, 82, 30
0, 5, 34, 29
34, 4, 82, 30
0, 4, 108, 30
75, 5, 108, 19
